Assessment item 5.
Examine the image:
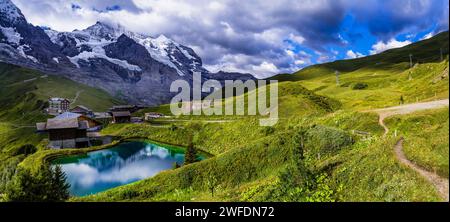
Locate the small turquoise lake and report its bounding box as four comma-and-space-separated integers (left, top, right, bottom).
53, 141, 203, 197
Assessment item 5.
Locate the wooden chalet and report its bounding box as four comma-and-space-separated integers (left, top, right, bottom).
36, 112, 102, 149
112, 111, 131, 123
109, 105, 139, 113
70, 105, 94, 118
94, 112, 112, 124
144, 112, 165, 121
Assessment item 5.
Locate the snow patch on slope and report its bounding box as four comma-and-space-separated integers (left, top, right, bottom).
44, 29, 60, 45
17, 44, 38, 63
43, 22, 202, 76
130, 34, 185, 76
68, 44, 142, 71
0, 0, 24, 23
0, 25, 22, 45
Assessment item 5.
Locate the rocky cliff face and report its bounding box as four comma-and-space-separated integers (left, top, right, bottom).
0, 0, 255, 106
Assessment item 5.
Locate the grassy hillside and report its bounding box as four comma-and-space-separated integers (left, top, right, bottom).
271, 31, 449, 82
68, 32, 448, 202
0, 62, 123, 197
0, 62, 122, 152
385, 108, 449, 178
0, 62, 122, 118
297, 60, 448, 110
2, 32, 449, 202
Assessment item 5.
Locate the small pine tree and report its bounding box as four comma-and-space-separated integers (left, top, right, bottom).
184, 143, 197, 165
5, 165, 70, 202
205, 170, 218, 197
50, 165, 70, 201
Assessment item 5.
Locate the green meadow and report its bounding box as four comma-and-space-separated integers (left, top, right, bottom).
0, 32, 448, 202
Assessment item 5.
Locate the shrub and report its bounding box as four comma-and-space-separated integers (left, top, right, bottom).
306, 125, 354, 157
119, 190, 140, 199
14, 144, 37, 156
352, 83, 368, 90
184, 143, 197, 165
5, 165, 70, 202
261, 126, 276, 136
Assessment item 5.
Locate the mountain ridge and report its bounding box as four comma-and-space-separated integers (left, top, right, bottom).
0, 0, 255, 106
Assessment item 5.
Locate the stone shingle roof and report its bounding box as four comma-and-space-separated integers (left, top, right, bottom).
71, 105, 92, 112
46, 118, 79, 129
36, 122, 47, 131
112, 111, 131, 117
54, 112, 82, 120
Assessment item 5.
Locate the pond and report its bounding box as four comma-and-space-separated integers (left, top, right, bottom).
52, 141, 203, 197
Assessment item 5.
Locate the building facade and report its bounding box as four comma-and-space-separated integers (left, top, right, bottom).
36, 112, 102, 149
47, 98, 70, 115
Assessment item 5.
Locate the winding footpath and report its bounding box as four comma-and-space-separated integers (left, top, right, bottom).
71, 90, 84, 105
372, 99, 449, 201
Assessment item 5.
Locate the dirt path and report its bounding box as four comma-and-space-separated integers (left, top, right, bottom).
71, 90, 84, 105
373, 99, 449, 201
158, 119, 237, 123
395, 139, 449, 201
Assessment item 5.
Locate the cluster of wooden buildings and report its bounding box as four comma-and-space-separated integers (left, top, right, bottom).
37, 98, 165, 149
36, 112, 101, 149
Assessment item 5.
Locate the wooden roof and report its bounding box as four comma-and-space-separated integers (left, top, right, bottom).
46, 118, 79, 129
36, 122, 47, 131
94, 112, 112, 119
112, 105, 136, 109
71, 105, 92, 112
112, 111, 131, 117
54, 112, 82, 120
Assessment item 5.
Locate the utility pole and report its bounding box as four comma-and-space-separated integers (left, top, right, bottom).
409, 54, 413, 68
335, 70, 340, 86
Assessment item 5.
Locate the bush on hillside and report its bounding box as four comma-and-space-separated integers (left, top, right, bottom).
261, 126, 276, 136
5, 165, 70, 202
352, 83, 368, 90
305, 125, 354, 157
13, 144, 38, 156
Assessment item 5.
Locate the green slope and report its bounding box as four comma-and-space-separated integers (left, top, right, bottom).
271, 31, 449, 82
0, 62, 122, 165
3, 32, 449, 202
68, 33, 448, 202
0, 62, 122, 123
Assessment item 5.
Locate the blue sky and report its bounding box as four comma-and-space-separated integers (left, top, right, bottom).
11, 0, 450, 78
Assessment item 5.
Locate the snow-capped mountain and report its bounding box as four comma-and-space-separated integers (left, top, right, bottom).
45, 21, 208, 77
1, 0, 71, 66
0, 0, 254, 106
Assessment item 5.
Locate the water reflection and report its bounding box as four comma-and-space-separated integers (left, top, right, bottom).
54, 141, 186, 196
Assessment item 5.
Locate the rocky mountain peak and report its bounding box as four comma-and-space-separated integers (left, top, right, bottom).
81, 21, 125, 40
0, 1, 255, 106
0, 0, 26, 25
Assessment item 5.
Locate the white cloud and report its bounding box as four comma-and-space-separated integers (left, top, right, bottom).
289, 33, 305, 44
251, 61, 280, 76
346, 50, 364, 59
294, 60, 306, 65
421, 32, 434, 40
369, 39, 412, 55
